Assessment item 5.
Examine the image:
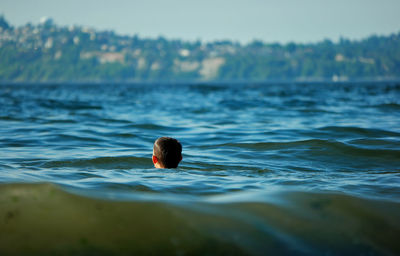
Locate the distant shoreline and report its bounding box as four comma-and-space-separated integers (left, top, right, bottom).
1, 16, 399, 83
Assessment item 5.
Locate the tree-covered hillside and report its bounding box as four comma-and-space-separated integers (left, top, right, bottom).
0, 16, 399, 82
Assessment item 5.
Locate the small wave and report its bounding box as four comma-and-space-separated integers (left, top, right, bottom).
1, 138, 39, 147
297, 108, 334, 113
318, 126, 400, 137
42, 119, 78, 124
99, 117, 132, 124
0, 183, 399, 255
373, 103, 400, 110
0, 163, 14, 169
0, 116, 22, 121
215, 139, 329, 150
348, 138, 400, 150
38, 99, 103, 110
50, 134, 106, 143
107, 132, 137, 138
217, 139, 400, 159
42, 156, 150, 169
121, 123, 188, 131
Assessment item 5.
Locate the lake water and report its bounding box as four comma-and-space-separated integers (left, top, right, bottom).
1, 81, 399, 255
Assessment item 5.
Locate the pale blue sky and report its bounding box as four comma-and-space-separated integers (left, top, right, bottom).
1, 0, 400, 44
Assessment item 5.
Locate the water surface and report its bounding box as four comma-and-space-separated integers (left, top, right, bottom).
1, 82, 399, 255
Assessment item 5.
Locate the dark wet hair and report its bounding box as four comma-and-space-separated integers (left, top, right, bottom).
153, 137, 182, 168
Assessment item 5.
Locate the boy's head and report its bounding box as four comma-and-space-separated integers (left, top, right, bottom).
152, 137, 182, 168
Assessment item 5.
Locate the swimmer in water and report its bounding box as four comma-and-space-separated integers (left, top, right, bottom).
152, 137, 182, 168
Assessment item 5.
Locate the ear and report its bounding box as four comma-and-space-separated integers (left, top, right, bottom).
152, 155, 158, 164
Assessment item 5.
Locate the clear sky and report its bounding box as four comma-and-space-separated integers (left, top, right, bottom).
1, 0, 400, 44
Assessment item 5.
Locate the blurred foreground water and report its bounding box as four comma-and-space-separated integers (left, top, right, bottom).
0, 82, 399, 255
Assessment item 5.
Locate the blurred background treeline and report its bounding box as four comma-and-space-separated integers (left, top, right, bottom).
1, 16, 399, 82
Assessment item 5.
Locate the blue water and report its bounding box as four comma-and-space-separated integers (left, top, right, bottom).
0, 82, 399, 255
